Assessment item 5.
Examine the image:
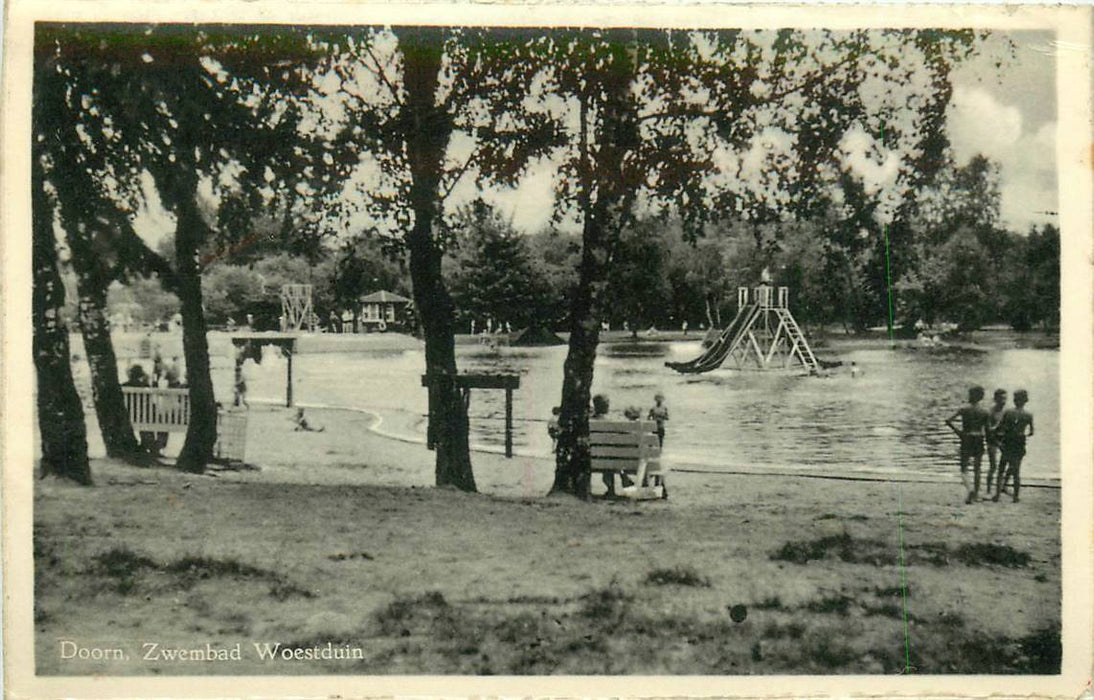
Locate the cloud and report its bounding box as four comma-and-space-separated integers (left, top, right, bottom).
947, 85, 1057, 232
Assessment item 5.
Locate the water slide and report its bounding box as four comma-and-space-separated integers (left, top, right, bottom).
665, 304, 758, 374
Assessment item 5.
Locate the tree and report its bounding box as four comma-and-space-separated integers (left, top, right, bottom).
543, 29, 981, 496
107, 278, 180, 327
31, 150, 92, 484
605, 221, 671, 335
542, 30, 647, 497
1002, 224, 1059, 332
396, 27, 477, 490
40, 24, 321, 472
61, 207, 141, 459
35, 28, 182, 463
327, 238, 409, 330
202, 264, 266, 327
662, 231, 728, 331
315, 27, 560, 491
525, 230, 581, 331
446, 201, 551, 330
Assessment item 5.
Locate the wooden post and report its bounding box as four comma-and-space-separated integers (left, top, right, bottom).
286, 351, 293, 407
504, 387, 514, 458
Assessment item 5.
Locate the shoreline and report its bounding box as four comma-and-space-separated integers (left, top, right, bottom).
75, 326, 1060, 359
253, 398, 1061, 490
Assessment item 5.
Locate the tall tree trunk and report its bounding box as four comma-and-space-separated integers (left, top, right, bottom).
550, 39, 638, 498
174, 199, 218, 473
74, 282, 140, 458
550, 215, 608, 498
398, 27, 476, 492
54, 168, 142, 460
32, 156, 91, 484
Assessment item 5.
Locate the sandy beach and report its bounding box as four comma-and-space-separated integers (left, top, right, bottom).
34, 405, 1061, 675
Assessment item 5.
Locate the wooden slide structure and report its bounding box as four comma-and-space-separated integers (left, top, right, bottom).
666, 286, 821, 374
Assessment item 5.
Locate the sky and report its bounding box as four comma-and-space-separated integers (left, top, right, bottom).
132, 28, 1060, 244
946, 30, 1058, 232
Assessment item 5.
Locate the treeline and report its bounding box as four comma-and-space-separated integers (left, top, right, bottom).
97, 193, 1059, 338
36, 24, 1037, 495
435, 170, 1060, 336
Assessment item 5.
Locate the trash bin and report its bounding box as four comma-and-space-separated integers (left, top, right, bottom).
214, 408, 248, 464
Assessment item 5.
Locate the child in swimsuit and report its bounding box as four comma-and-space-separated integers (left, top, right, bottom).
648, 393, 669, 448
945, 386, 989, 504
993, 390, 1034, 503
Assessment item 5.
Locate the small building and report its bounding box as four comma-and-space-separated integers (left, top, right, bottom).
358, 290, 412, 331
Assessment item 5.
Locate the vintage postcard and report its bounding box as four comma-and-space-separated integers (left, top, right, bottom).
2, 1, 1091, 698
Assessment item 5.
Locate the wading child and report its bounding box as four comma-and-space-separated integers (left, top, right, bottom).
993, 390, 1034, 503
985, 389, 1008, 493
648, 393, 669, 448
945, 386, 989, 504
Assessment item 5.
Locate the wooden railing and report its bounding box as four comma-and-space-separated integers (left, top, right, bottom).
738, 285, 789, 308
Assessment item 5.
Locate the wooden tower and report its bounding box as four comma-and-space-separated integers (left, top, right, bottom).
280, 284, 315, 332
723, 285, 819, 372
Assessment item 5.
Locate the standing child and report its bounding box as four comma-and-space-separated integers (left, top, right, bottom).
993, 389, 1034, 503
985, 389, 1008, 493
233, 347, 249, 409
547, 406, 561, 451
945, 386, 989, 504
648, 393, 669, 448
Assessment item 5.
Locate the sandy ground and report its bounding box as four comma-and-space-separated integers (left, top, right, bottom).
34, 406, 1061, 675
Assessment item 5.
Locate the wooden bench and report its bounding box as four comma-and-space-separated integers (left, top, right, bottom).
589, 419, 668, 500
122, 387, 191, 432
122, 387, 248, 463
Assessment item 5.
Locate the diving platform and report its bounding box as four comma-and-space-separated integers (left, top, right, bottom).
666, 286, 820, 374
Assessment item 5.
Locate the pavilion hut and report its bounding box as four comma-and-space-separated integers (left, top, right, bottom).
358, 290, 412, 332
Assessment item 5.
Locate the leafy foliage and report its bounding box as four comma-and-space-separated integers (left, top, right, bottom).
445, 202, 555, 330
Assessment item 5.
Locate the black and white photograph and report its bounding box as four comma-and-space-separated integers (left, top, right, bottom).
3, 2, 1092, 695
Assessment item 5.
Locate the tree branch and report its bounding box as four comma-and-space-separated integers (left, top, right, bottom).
116, 222, 179, 292
636, 51, 862, 124
361, 42, 403, 108
439, 148, 478, 203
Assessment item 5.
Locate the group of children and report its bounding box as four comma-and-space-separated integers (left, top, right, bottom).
547, 393, 670, 449
946, 386, 1034, 504
547, 392, 670, 497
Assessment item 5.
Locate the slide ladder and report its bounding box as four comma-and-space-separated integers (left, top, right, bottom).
773, 307, 819, 372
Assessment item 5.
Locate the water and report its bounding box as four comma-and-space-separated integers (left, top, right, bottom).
236, 340, 1060, 483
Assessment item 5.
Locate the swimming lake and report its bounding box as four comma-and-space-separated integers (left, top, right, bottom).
234, 340, 1060, 484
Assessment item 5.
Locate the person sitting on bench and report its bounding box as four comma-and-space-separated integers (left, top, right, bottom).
122, 364, 158, 458
593, 394, 633, 496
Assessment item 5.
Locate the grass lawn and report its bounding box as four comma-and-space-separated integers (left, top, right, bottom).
33, 413, 1061, 675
